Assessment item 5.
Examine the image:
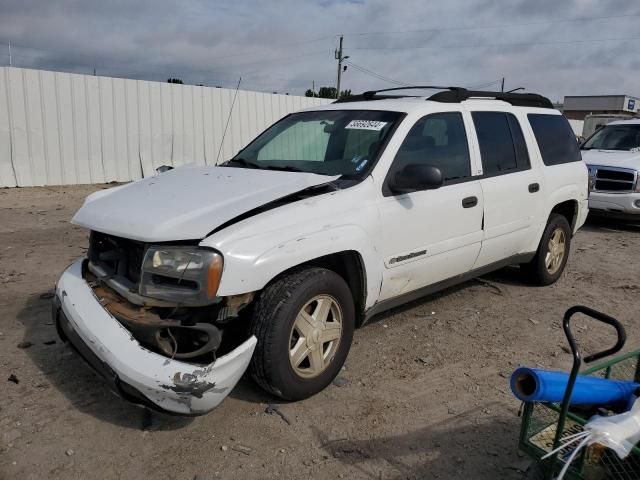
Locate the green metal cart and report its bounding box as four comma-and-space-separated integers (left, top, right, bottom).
517, 306, 640, 479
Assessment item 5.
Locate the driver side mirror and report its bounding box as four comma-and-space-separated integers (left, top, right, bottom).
389, 164, 443, 194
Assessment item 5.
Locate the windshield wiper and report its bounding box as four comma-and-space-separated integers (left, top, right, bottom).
223, 159, 307, 172
223, 158, 261, 169
260, 165, 305, 173
265, 165, 338, 176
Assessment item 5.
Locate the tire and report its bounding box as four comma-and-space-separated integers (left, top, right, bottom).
523, 213, 572, 286
249, 267, 355, 401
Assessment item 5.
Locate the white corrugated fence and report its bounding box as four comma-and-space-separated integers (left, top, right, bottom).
0, 67, 330, 187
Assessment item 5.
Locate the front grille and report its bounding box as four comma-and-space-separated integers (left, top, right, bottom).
588, 165, 638, 193
88, 232, 146, 284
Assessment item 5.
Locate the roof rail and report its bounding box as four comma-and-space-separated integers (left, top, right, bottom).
334, 85, 554, 109
429, 88, 554, 109
334, 86, 457, 103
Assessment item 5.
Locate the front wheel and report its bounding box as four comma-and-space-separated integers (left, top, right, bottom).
249, 268, 355, 400
523, 213, 572, 286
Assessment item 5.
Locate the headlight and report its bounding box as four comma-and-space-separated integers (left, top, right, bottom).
587, 166, 597, 193
140, 246, 223, 305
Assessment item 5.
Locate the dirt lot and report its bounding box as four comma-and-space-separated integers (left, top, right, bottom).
1, 184, 639, 480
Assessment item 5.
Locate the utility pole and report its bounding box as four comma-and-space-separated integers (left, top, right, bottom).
501, 77, 505, 92
335, 35, 349, 99
8, 42, 11, 66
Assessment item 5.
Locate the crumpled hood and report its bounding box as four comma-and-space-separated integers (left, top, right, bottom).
72, 165, 338, 242
582, 149, 640, 170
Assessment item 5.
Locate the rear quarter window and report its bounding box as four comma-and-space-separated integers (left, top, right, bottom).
527, 114, 581, 166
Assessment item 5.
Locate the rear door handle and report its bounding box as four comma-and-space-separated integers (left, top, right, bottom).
462, 196, 478, 208
528, 183, 540, 193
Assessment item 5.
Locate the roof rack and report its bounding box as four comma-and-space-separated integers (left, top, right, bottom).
334, 86, 457, 103
334, 86, 554, 109
429, 88, 554, 108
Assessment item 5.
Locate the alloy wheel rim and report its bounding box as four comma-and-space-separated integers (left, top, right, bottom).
288, 295, 343, 379
545, 228, 566, 275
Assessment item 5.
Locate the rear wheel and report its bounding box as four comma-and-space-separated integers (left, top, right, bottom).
249, 268, 355, 400
523, 213, 572, 286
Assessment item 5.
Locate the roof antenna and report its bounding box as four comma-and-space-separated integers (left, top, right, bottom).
506, 87, 525, 93
216, 77, 242, 165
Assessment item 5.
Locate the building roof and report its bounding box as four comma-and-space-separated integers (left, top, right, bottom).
563, 94, 638, 112
564, 94, 632, 99
610, 118, 640, 125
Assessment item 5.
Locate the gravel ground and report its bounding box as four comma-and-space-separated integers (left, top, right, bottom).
1, 184, 639, 480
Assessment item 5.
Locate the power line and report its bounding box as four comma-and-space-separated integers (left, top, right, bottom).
0, 35, 336, 65
173, 35, 336, 63
346, 13, 640, 37
350, 35, 640, 52
0, 51, 324, 95
346, 64, 408, 86
0, 45, 328, 93
345, 60, 509, 91
0, 42, 328, 70
2, 12, 638, 81
344, 60, 412, 86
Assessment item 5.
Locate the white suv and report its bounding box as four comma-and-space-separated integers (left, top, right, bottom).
581, 118, 640, 221
53, 87, 588, 415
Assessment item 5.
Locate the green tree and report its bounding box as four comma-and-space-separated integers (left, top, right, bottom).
318, 86, 337, 99
306, 86, 352, 100
167, 78, 184, 84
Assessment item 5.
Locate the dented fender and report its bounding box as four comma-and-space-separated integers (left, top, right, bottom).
200, 178, 383, 310
205, 223, 382, 310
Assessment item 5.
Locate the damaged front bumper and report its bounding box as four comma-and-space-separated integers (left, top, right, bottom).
53, 259, 257, 415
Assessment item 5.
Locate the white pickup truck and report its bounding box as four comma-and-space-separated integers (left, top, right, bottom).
52, 87, 588, 415
581, 118, 640, 221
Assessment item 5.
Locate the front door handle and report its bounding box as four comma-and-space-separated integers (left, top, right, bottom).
462, 196, 478, 208
528, 183, 540, 193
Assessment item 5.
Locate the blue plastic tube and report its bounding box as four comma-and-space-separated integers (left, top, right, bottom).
510, 367, 640, 406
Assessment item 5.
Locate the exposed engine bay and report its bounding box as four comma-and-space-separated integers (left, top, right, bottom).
86, 231, 254, 361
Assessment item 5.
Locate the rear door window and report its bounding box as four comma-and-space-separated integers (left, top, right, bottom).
507, 114, 530, 169
472, 112, 527, 176
527, 114, 582, 165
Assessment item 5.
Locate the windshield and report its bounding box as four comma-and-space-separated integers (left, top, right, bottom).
582, 124, 640, 151
225, 110, 403, 177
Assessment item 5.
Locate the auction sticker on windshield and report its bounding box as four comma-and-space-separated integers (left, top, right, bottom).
345, 120, 387, 131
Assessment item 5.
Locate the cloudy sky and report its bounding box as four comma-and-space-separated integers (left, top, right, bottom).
0, 0, 638, 101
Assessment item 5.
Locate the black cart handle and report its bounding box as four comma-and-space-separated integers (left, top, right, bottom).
552, 306, 627, 456
563, 305, 626, 364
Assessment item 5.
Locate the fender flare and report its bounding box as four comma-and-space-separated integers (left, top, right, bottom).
526, 185, 581, 253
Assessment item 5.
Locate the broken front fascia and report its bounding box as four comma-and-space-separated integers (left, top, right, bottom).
54, 259, 257, 415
